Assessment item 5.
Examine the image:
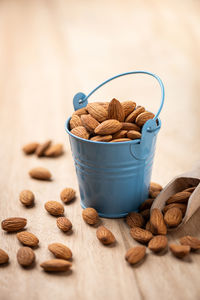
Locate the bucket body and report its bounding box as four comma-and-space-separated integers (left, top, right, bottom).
66, 118, 161, 218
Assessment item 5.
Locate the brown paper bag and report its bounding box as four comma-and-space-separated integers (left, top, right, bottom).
151, 162, 200, 228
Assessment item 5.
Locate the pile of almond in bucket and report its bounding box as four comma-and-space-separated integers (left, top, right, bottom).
70, 98, 154, 142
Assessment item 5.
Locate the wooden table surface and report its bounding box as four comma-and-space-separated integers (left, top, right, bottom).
0, 0, 200, 299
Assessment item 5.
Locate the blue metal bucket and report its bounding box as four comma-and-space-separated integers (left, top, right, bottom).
65, 71, 165, 218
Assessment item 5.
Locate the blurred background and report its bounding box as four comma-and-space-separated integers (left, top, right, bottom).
0, 0, 200, 184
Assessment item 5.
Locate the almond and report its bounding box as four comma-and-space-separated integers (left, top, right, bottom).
140, 208, 150, 221
145, 221, 156, 234
127, 130, 141, 140
45, 201, 64, 216
96, 226, 116, 245
29, 167, 52, 181
110, 138, 131, 142
17, 247, 35, 266
125, 106, 145, 123
139, 198, 154, 211
121, 101, 136, 117
163, 203, 187, 215
180, 236, 200, 250
164, 207, 182, 227
150, 208, 167, 235
86, 103, 108, 122
130, 227, 153, 244
126, 212, 144, 228
57, 217, 72, 232
82, 207, 99, 225
169, 244, 190, 258
60, 188, 76, 203
72, 107, 88, 117
70, 115, 82, 129
40, 259, 72, 272
36, 140, 51, 157
90, 135, 112, 142
121, 122, 140, 131
22, 142, 39, 155
136, 112, 155, 127
81, 114, 100, 133
19, 190, 35, 206
17, 232, 39, 247
148, 235, 168, 252
112, 130, 127, 139
71, 126, 90, 139
125, 246, 146, 265
108, 98, 125, 121
183, 186, 196, 193
166, 191, 191, 204
0, 249, 9, 264
48, 243, 72, 260
1, 217, 27, 232
44, 144, 63, 157
149, 182, 163, 192
97, 102, 109, 110
149, 189, 160, 199
95, 120, 122, 135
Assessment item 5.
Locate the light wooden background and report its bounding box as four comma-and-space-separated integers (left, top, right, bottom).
0, 0, 200, 299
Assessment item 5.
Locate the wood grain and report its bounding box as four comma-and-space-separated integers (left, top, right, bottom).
0, 0, 200, 299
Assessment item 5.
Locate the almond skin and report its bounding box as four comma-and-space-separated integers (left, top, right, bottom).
110, 138, 131, 142
125, 246, 146, 265
135, 112, 155, 127
45, 201, 64, 216
17, 232, 39, 247
57, 217, 72, 232
125, 106, 145, 123
29, 167, 52, 181
71, 126, 90, 139
1, 217, 27, 232
150, 208, 167, 235
96, 226, 116, 245
81, 114, 100, 133
169, 244, 190, 258
17, 247, 35, 267
121, 101, 136, 117
95, 120, 122, 135
112, 130, 127, 139
44, 144, 63, 157
130, 227, 153, 244
139, 198, 154, 211
108, 98, 125, 122
36, 140, 52, 157
0, 249, 9, 264
19, 190, 35, 206
40, 259, 72, 272
22, 142, 38, 155
180, 236, 200, 250
164, 207, 182, 227
127, 130, 141, 140
121, 122, 140, 131
86, 103, 108, 122
48, 243, 72, 260
82, 207, 99, 225
183, 186, 196, 193
90, 135, 112, 142
148, 235, 168, 252
70, 115, 82, 129
126, 212, 145, 228
72, 107, 88, 117
149, 182, 163, 192
60, 188, 76, 203
166, 191, 191, 204
163, 203, 187, 215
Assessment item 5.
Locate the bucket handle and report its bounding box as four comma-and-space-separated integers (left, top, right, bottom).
73, 71, 165, 120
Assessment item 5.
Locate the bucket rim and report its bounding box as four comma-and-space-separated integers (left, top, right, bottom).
65, 117, 161, 145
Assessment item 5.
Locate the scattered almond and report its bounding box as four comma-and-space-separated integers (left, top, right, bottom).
139, 198, 154, 211
163, 203, 187, 215
48, 243, 72, 260
60, 188, 76, 204
169, 244, 190, 258
164, 207, 182, 227
45, 201, 64, 216
17, 247, 35, 267
130, 227, 153, 244
1, 217, 27, 232
40, 259, 72, 272
36, 140, 51, 157
82, 207, 99, 225
135, 112, 155, 127
126, 212, 144, 228
22, 142, 38, 155
149, 182, 163, 192
183, 186, 196, 193
125, 106, 145, 123
125, 246, 146, 265
57, 217, 72, 232
180, 236, 200, 250
148, 235, 168, 252
44, 144, 63, 157
150, 208, 167, 235
95, 120, 122, 135
127, 130, 141, 140
90, 135, 112, 142
149, 189, 160, 198
19, 190, 35, 206
166, 191, 191, 204
86, 103, 108, 122
71, 126, 90, 139
0, 249, 9, 264
81, 114, 100, 133
70, 115, 82, 129
29, 167, 52, 181
96, 226, 116, 245
121, 101, 136, 117
140, 208, 150, 220
108, 98, 125, 122
17, 231, 39, 247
